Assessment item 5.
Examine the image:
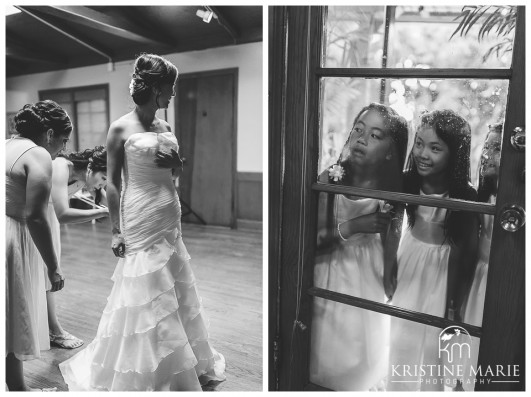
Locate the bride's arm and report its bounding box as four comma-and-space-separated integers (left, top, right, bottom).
154, 123, 183, 177
106, 123, 126, 257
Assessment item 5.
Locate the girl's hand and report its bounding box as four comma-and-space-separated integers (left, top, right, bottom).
99, 207, 109, 218
111, 232, 126, 258
47, 266, 65, 292
155, 149, 183, 170
346, 212, 392, 234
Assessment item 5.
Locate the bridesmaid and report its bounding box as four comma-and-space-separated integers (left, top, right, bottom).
43, 146, 109, 350
6, 100, 71, 391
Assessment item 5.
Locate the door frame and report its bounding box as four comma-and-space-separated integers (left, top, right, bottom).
269, 6, 525, 391
174, 68, 239, 228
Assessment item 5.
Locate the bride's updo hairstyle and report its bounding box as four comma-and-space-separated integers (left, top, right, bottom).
129, 53, 178, 105
59, 145, 107, 173
14, 100, 73, 142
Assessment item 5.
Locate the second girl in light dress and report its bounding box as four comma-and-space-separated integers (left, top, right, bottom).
387, 110, 478, 391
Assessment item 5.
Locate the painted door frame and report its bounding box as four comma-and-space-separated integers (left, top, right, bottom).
174, 68, 239, 228
269, 6, 525, 391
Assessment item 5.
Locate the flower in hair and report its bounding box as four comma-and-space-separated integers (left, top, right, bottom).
129, 79, 135, 96
328, 164, 345, 182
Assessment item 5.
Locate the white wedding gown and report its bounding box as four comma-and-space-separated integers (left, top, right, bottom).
59, 131, 225, 391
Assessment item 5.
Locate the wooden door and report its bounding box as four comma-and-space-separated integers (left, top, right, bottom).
269, 6, 525, 391
175, 69, 237, 227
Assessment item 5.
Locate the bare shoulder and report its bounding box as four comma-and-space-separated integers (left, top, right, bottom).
52, 156, 70, 173
23, 146, 52, 172
26, 145, 52, 163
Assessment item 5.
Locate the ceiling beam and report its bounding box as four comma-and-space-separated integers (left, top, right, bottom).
209, 7, 240, 42
17, 6, 114, 63
7, 43, 66, 66
23, 6, 173, 47
7, 31, 69, 64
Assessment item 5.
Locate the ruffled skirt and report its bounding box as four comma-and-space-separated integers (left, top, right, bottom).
6, 216, 48, 360
59, 230, 226, 391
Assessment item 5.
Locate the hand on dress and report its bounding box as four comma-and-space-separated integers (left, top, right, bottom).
155, 149, 183, 170
112, 232, 126, 258
346, 212, 392, 234
48, 266, 65, 292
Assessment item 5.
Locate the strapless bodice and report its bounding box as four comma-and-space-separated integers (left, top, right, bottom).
121, 132, 181, 253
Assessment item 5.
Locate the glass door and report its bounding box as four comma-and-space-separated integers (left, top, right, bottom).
269, 5, 525, 391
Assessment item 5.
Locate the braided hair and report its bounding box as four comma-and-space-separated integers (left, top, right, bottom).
13, 100, 72, 142
129, 53, 178, 105
59, 145, 107, 173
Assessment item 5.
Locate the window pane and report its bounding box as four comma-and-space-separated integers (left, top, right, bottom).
90, 99, 106, 112
323, 6, 386, 68
319, 77, 507, 200
76, 100, 108, 150
77, 101, 90, 113
323, 6, 516, 69
311, 192, 492, 390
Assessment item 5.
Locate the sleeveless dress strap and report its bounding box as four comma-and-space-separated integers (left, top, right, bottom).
7, 138, 38, 176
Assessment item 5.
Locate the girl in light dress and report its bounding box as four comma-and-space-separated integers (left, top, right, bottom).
310, 103, 408, 391
455, 123, 502, 391
387, 110, 478, 391
59, 53, 225, 391
6, 100, 70, 391
40, 146, 109, 351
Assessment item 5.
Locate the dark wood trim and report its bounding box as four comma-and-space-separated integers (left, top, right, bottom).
237, 172, 262, 221
276, 6, 326, 391
268, 5, 288, 392
304, 382, 333, 391
308, 287, 482, 338
175, 68, 239, 229
476, 6, 525, 391
238, 171, 262, 182
277, 6, 313, 391
316, 67, 512, 79
177, 68, 240, 80
313, 182, 497, 214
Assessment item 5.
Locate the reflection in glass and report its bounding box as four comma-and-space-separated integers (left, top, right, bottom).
319, 77, 508, 199
323, 6, 386, 68
323, 6, 515, 69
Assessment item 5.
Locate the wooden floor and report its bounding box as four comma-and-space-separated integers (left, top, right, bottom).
24, 219, 263, 392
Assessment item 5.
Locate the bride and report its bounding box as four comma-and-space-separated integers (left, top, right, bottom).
59, 53, 226, 391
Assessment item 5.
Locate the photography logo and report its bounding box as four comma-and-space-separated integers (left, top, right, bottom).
390, 324, 521, 389
438, 325, 472, 363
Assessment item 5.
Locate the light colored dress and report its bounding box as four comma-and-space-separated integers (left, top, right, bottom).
459, 195, 494, 391
310, 196, 389, 391
59, 131, 226, 391
6, 137, 49, 360
387, 191, 450, 391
